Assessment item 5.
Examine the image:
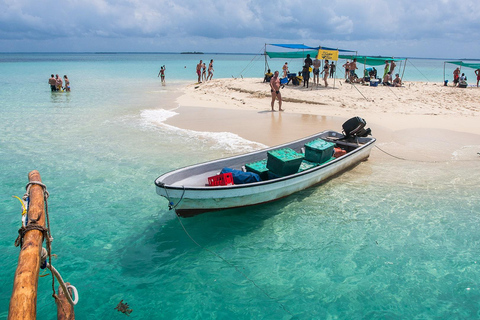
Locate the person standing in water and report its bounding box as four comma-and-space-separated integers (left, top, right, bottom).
48, 74, 57, 91
63, 75, 70, 91
158, 65, 166, 84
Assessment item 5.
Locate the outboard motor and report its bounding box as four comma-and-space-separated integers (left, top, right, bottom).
342, 116, 372, 140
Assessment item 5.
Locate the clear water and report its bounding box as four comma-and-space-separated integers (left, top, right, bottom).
1, 53, 480, 319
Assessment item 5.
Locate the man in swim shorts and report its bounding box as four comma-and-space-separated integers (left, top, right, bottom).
270, 71, 284, 111
453, 67, 460, 86
196, 60, 203, 83
349, 59, 358, 82
476, 68, 480, 87
48, 74, 57, 91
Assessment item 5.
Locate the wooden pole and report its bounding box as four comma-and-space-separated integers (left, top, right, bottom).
56, 283, 75, 320
8, 170, 46, 320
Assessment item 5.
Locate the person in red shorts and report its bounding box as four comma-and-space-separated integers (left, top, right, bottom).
453, 67, 460, 86
475, 68, 480, 87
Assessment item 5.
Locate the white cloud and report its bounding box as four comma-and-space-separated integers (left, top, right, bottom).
0, 0, 479, 58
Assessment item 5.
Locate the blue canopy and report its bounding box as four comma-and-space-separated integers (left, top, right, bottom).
268, 43, 355, 53
269, 44, 318, 50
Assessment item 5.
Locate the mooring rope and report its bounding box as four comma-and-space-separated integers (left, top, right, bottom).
41, 248, 79, 306
163, 185, 186, 210
175, 214, 293, 316
375, 145, 479, 163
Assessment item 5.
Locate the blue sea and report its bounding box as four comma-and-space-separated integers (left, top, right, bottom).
1, 53, 480, 319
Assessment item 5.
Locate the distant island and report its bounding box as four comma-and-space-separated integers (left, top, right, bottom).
181, 51, 204, 54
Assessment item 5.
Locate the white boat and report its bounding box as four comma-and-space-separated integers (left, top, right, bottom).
155, 122, 375, 217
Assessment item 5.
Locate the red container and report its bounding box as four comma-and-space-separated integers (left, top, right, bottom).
333, 147, 347, 158
208, 172, 234, 186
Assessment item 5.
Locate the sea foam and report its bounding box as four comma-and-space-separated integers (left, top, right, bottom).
140, 108, 267, 153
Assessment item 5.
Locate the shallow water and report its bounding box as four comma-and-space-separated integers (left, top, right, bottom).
1, 53, 480, 319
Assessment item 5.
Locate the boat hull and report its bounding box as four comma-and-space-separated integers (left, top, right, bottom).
155, 131, 375, 217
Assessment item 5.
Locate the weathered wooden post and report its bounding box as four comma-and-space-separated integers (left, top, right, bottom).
8, 170, 46, 319
56, 283, 75, 320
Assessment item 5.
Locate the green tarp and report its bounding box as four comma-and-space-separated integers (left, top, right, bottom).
339, 55, 406, 66
266, 50, 319, 59
445, 61, 480, 69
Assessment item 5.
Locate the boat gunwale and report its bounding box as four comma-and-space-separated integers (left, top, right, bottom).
155, 131, 376, 191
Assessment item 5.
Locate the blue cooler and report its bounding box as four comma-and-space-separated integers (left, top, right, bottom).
370, 79, 379, 87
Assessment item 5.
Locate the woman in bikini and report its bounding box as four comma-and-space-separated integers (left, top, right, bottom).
63, 75, 70, 91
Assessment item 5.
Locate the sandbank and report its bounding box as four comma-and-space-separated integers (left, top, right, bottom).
167, 78, 480, 162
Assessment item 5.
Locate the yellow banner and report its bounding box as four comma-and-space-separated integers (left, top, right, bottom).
317, 49, 339, 61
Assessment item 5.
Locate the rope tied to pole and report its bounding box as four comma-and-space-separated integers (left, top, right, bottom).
14, 223, 48, 248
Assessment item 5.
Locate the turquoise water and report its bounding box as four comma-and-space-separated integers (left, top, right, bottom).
1, 53, 480, 319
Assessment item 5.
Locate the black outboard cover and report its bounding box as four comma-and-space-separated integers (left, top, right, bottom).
342, 116, 372, 139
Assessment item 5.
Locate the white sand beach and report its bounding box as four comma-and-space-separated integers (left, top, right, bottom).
168, 78, 480, 162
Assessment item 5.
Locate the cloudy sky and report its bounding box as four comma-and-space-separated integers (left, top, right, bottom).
1, 0, 479, 59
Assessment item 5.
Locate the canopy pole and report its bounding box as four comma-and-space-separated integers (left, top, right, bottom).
443, 62, 446, 84
56, 283, 75, 320
401, 58, 407, 82
264, 44, 267, 74
9, 170, 46, 320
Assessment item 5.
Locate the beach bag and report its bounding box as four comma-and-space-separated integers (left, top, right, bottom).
221, 168, 261, 184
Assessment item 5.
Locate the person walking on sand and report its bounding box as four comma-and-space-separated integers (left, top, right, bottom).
282, 62, 289, 78
158, 65, 166, 84
312, 57, 321, 86
476, 68, 480, 87
48, 74, 57, 91
270, 71, 284, 112
207, 59, 214, 81
196, 60, 203, 83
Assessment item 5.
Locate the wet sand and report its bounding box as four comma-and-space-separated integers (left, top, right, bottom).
165, 78, 480, 163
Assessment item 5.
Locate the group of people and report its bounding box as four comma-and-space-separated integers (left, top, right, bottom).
381, 60, 402, 87
452, 67, 480, 87
280, 54, 337, 89
196, 59, 214, 83
342, 59, 359, 82
48, 74, 70, 92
